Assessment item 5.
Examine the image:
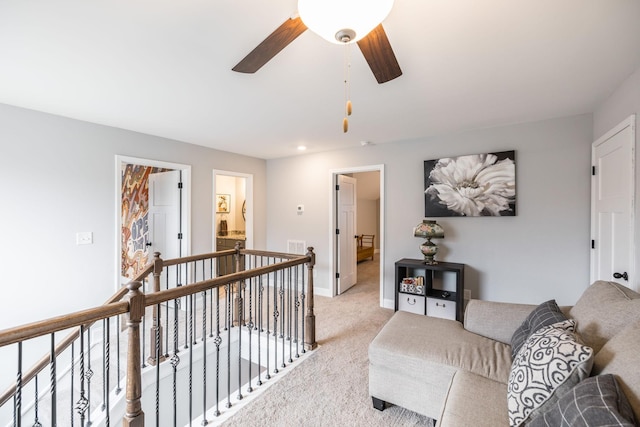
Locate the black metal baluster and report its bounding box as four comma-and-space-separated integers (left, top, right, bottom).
76, 326, 88, 426
171, 296, 180, 427
165, 268, 170, 359
213, 286, 221, 417
104, 318, 110, 427
155, 304, 161, 427
201, 289, 208, 425
50, 332, 56, 426
236, 279, 244, 401
86, 325, 93, 426
33, 375, 41, 427
15, 342, 22, 427
180, 264, 187, 350
257, 273, 263, 387
209, 259, 214, 338
115, 316, 122, 395
226, 283, 232, 409
189, 293, 194, 425
70, 342, 74, 427
266, 267, 271, 380
273, 269, 279, 374
280, 267, 286, 368
294, 265, 300, 358
246, 275, 254, 394
287, 267, 293, 363
301, 271, 306, 354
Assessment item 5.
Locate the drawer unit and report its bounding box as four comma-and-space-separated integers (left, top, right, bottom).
398, 294, 426, 315
427, 297, 456, 320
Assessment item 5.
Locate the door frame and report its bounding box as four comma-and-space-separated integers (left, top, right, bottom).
115, 155, 192, 291
212, 169, 254, 250
329, 165, 385, 307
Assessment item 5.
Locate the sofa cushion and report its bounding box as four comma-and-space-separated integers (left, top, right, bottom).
592, 320, 640, 422
508, 320, 594, 427
527, 374, 637, 427
369, 311, 512, 384
568, 281, 640, 354
510, 299, 567, 359
437, 370, 509, 427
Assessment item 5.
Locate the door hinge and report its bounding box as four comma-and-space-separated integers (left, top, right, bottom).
336, 229, 340, 235
335, 273, 340, 279
178, 233, 183, 240
335, 184, 340, 191
591, 239, 595, 249
592, 166, 596, 176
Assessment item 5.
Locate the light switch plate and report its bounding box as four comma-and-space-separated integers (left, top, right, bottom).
76, 232, 93, 245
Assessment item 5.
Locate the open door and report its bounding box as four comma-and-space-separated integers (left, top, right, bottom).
337, 174, 357, 294
149, 170, 182, 262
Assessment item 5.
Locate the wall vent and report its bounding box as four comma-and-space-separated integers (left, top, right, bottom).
287, 240, 306, 255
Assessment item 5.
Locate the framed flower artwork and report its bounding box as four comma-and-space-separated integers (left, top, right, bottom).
424, 150, 516, 217
216, 194, 230, 213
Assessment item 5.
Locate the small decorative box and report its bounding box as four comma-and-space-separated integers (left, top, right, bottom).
400, 276, 425, 295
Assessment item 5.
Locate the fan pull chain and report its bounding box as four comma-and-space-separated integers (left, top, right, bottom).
343, 42, 352, 133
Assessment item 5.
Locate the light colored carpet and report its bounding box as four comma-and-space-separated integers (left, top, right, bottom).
222, 259, 435, 427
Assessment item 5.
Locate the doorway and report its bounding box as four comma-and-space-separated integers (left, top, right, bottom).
330, 165, 384, 307
212, 170, 254, 251
115, 156, 191, 291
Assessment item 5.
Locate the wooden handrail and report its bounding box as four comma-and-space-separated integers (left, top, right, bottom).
144, 256, 310, 307
0, 263, 151, 407
0, 248, 316, 423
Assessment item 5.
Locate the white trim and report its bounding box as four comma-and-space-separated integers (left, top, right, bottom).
212, 169, 254, 250
329, 165, 385, 307
115, 155, 192, 291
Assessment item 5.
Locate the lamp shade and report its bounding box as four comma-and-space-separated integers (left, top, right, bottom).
414, 220, 444, 239
298, 0, 394, 44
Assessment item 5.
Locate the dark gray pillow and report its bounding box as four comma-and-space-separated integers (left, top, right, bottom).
528, 374, 637, 427
510, 299, 567, 359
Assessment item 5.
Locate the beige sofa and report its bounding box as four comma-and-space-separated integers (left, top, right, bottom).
368, 280, 640, 426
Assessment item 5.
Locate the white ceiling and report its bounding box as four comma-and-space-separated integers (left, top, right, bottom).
1, 1, 639, 160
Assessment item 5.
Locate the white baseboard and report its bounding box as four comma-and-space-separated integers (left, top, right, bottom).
382, 298, 395, 310
314, 287, 332, 298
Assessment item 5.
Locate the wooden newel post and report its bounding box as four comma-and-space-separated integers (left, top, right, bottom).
233, 242, 244, 326
148, 252, 165, 365
304, 247, 317, 350
123, 281, 145, 427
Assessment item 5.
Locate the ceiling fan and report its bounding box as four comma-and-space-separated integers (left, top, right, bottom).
232, 1, 402, 84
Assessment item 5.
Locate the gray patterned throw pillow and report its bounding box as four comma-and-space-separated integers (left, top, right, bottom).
528, 374, 637, 427
510, 299, 567, 360
507, 319, 594, 427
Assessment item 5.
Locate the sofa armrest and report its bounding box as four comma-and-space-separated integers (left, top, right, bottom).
463, 300, 538, 344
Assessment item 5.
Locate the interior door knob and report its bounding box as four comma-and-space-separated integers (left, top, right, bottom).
613, 272, 629, 281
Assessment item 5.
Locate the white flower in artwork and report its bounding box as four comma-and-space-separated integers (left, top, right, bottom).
425, 153, 515, 216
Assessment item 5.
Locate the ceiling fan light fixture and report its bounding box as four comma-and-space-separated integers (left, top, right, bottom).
298, 0, 394, 44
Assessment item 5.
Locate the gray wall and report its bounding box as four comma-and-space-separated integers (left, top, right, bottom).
593, 65, 640, 291
266, 114, 593, 306
0, 103, 267, 329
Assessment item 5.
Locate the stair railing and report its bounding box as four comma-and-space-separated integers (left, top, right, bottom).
0, 245, 316, 426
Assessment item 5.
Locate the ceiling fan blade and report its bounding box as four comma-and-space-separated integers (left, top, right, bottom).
356, 24, 402, 84
232, 17, 308, 74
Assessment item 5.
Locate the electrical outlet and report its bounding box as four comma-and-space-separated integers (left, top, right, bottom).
464, 289, 471, 300
76, 231, 93, 245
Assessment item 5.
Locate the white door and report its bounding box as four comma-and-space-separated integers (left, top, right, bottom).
591, 115, 635, 290
149, 170, 185, 295
337, 174, 357, 294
